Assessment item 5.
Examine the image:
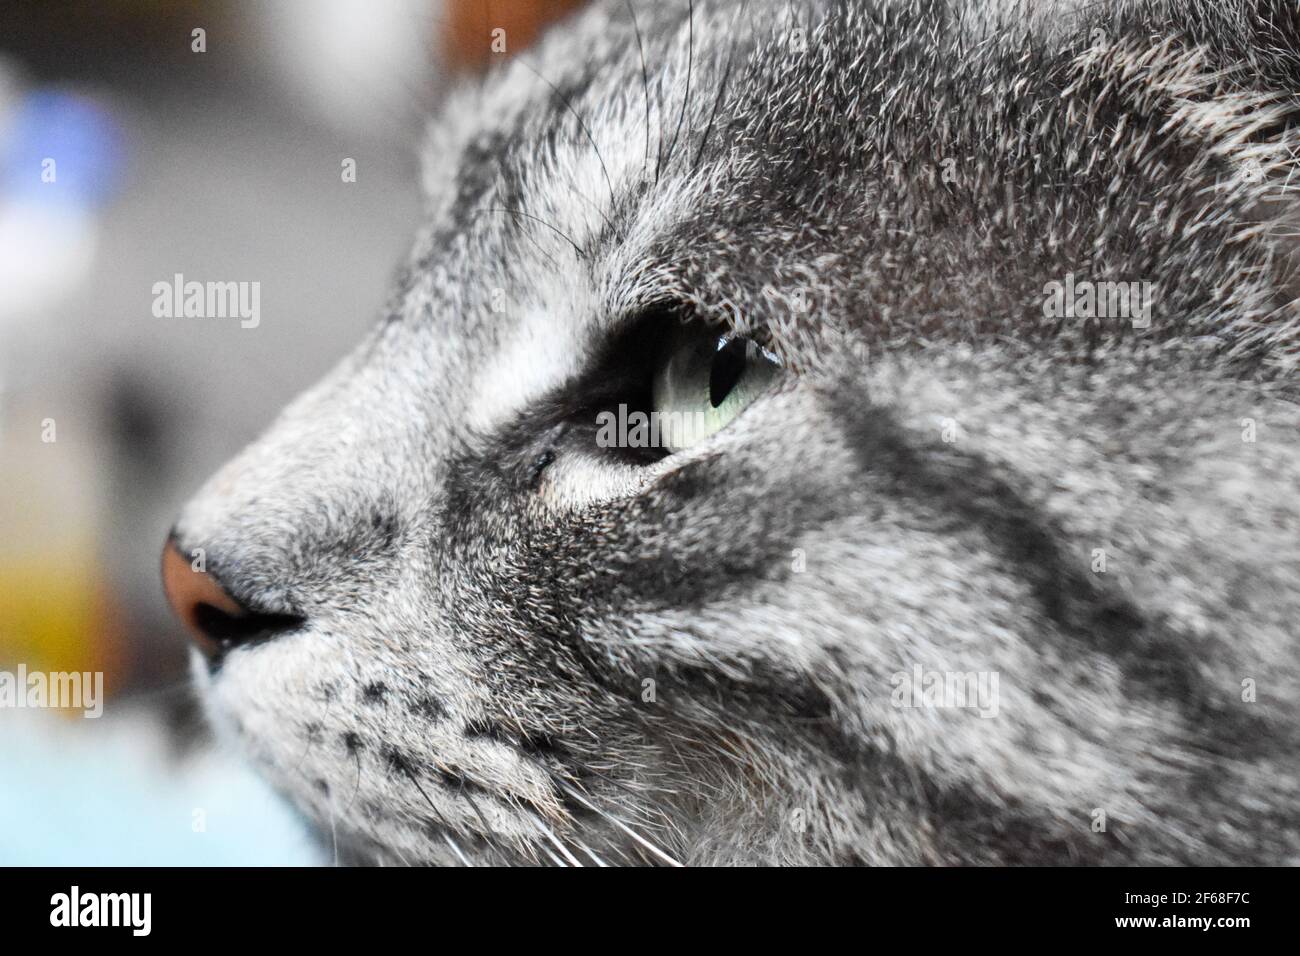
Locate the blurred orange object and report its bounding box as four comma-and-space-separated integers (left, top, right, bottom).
443, 0, 587, 71
0, 398, 125, 709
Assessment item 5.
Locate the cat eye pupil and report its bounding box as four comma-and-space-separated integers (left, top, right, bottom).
639, 319, 781, 457
709, 337, 749, 407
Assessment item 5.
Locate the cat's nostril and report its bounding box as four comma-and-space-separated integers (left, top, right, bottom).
160, 540, 304, 663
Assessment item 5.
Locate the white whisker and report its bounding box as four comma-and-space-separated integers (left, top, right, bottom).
557, 781, 684, 867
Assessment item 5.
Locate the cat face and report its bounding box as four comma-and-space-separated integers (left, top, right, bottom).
168, 0, 1300, 865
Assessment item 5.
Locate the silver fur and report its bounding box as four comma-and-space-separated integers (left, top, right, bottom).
174, 0, 1300, 864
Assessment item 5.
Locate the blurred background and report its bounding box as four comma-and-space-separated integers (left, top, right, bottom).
0, 0, 580, 865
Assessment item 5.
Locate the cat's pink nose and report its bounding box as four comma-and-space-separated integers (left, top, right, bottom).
161, 540, 302, 663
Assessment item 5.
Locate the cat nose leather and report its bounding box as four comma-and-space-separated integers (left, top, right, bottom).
161, 540, 301, 662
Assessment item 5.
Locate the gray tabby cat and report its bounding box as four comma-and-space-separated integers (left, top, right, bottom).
164, 0, 1300, 865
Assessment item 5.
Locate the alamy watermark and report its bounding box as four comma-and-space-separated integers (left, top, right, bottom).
596, 404, 714, 449
50, 886, 151, 936
1042, 273, 1156, 329
890, 664, 1000, 719
152, 273, 260, 328
0, 664, 104, 718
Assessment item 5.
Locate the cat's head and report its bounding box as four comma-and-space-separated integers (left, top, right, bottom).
165, 0, 1300, 865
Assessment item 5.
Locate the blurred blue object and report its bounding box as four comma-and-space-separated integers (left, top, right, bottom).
0, 709, 326, 866
1, 90, 124, 208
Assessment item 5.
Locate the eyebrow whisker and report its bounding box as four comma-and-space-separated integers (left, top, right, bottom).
662, 0, 696, 178
624, 0, 656, 185
514, 56, 620, 231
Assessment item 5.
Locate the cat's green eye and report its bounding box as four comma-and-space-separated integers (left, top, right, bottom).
650, 326, 781, 453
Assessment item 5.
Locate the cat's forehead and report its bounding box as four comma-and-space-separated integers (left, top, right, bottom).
412, 0, 1112, 310
386, 0, 1294, 434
